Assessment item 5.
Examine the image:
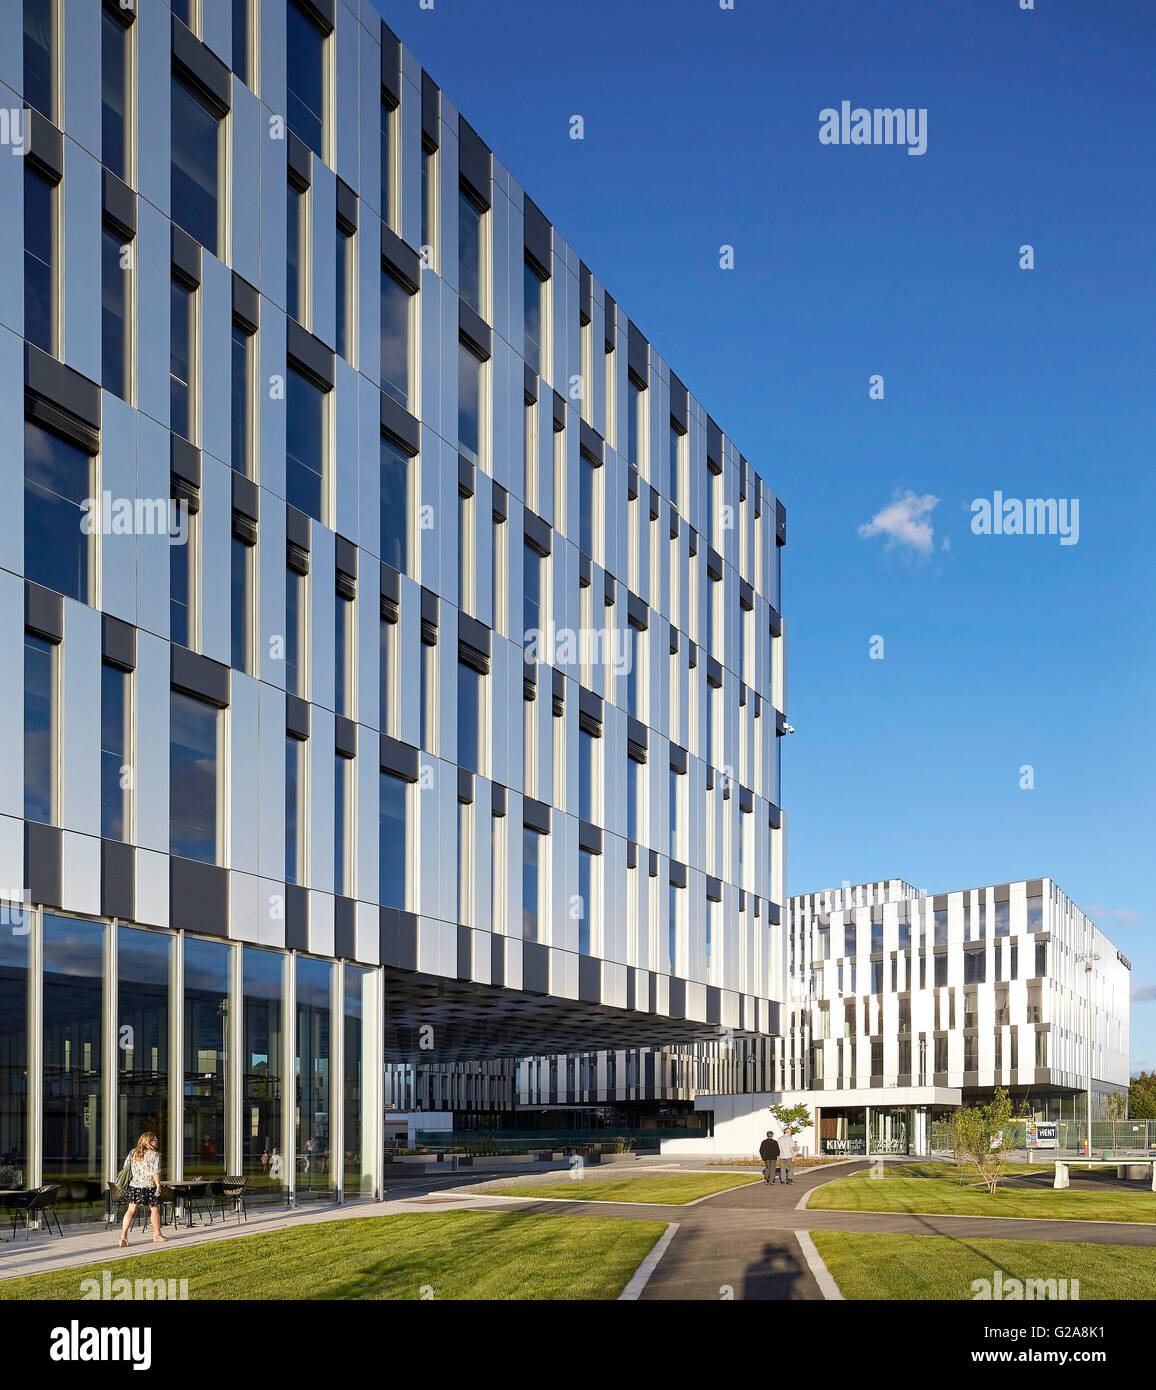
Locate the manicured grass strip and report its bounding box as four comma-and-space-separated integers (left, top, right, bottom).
0, 1211, 664, 1302
494, 1173, 760, 1204
811, 1230, 1156, 1301
807, 1162, 1156, 1224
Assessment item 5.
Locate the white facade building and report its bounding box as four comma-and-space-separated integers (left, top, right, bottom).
665, 876, 1131, 1157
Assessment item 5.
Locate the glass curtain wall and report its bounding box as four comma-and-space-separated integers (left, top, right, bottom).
296, 957, 333, 1199
42, 915, 105, 1216
343, 965, 377, 1198
116, 927, 171, 1168
182, 937, 230, 1181
6, 910, 381, 1213
0, 924, 30, 1186
243, 946, 285, 1202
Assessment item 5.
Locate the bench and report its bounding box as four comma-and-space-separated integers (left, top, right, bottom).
1052, 1159, 1156, 1191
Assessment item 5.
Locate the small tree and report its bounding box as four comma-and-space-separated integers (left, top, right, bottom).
947, 1109, 970, 1185
1105, 1091, 1127, 1123
950, 1088, 1028, 1194
768, 1103, 812, 1137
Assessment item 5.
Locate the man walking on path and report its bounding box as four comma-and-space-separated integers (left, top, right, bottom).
758, 1131, 781, 1184
779, 1128, 796, 1184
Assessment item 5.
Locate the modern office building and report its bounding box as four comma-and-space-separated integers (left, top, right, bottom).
664, 876, 1131, 1156
0, 0, 789, 1215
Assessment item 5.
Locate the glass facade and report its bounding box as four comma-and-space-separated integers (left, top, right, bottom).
458, 340, 482, 465
0, 926, 29, 1183
381, 270, 411, 408
42, 915, 104, 1215
100, 662, 131, 841
171, 74, 220, 255
24, 420, 91, 604
101, 225, 129, 400
116, 927, 170, 1170
24, 165, 54, 355
243, 947, 285, 1203
183, 936, 229, 1182
286, 366, 326, 523
523, 260, 544, 373
24, 633, 54, 825
0, 910, 386, 1222
295, 957, 333, 1199
286, 0, 326, 156
101, 7, 129, 181
343, 967, 377, 1198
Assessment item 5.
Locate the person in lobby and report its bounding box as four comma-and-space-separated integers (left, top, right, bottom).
118, 1132, 167, 1246
758, 1131, 781, 1184
779, 1128, 796, 1184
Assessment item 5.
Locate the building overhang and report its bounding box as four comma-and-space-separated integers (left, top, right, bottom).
382, 969, 776, 1062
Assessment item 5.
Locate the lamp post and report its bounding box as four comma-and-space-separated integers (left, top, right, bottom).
1076, 952, 1100, 1158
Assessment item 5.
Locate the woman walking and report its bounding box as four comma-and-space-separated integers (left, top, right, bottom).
118, 1132, 168, 1246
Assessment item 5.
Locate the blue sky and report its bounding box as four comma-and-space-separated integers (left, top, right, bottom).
377, 0, 1156, 1071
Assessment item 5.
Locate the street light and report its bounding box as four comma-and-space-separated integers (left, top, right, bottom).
1076, 952, 1100, 1158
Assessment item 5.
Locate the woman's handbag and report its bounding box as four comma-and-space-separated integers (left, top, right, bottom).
115, 1155, 133, 1192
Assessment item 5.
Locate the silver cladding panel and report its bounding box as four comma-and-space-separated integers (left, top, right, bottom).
8, 2, 787, 1039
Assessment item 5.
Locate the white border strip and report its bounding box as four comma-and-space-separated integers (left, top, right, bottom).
796, 1230, 844, 1301
618, 1221, 681, 1300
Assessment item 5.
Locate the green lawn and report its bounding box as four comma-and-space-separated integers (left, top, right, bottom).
495, 1173, 760, 1204
0, 1211, 663, 1301
807, 1162, 1156, 1223
812, 1230, 1156, 1300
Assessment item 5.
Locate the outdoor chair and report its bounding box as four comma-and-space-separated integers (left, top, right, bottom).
208, 1176, 248, 1224
6, 1184, 63, 1240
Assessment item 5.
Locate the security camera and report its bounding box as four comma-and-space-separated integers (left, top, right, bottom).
784, 722, 796, 734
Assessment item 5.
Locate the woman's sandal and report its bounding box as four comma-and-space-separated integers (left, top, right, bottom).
117, 1237, 129, 1247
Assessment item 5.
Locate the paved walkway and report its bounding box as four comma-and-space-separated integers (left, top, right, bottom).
447, 1159, 1156, 1300
4, 1158, 1155, 1299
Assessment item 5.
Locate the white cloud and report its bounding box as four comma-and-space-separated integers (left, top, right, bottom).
858, 490, 939, 555
1131, 983, 1156, 1002
1087, 906, 1142, 928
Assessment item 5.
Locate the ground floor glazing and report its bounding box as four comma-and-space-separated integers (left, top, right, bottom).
0, 910, 381, 1223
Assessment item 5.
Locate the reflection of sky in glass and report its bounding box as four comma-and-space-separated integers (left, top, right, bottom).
41, 915, 103, 978
119, 926, 170, 986
297, 956, 331, 1010
380, 440, 409, 574
458, 342, 480, 463
244, 947, 283, 999
380, 270, 409, 407
24, 421, 90, 601
458, 190, 481, 311
182, 936, 230, 994
170, 692, 217, 862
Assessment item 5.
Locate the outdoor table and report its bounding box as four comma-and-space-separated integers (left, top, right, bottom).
165, 1180, 210, 1228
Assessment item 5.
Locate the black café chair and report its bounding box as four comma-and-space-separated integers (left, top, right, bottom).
208, 1176, 248, 1224
9, 1184, 63, 1240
